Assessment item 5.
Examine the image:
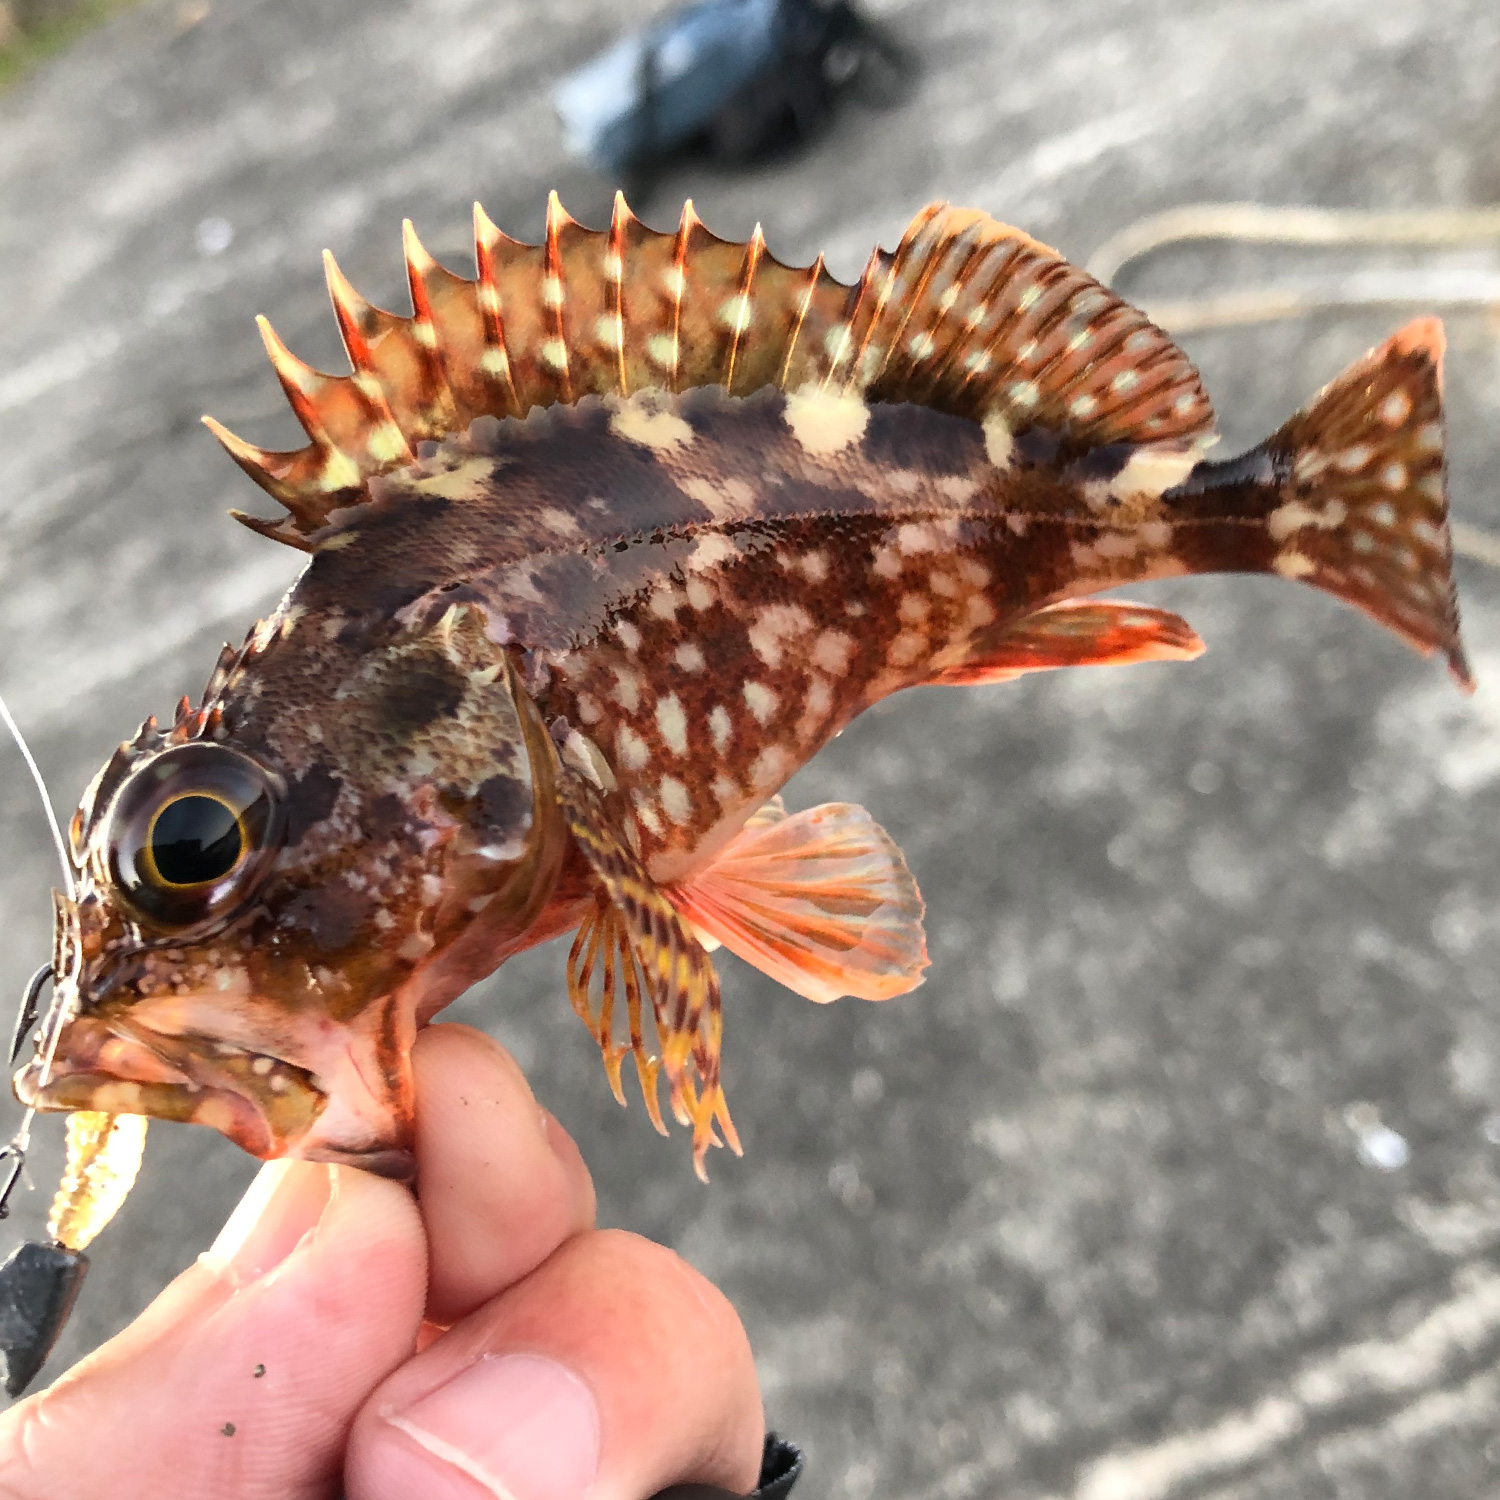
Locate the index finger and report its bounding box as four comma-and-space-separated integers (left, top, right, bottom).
413, 1024, 596, 1327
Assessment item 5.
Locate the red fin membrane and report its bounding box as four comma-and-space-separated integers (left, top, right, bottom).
930, 600, 1205, 686
557, 769, 738, 1180
671, 802, 928, 1006
1265, 318, 1471, 689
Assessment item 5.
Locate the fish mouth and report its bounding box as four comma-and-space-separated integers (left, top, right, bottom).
13, 1011, 327, 1162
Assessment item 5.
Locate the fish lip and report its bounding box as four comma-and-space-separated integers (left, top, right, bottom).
11, 1011, 326, 1161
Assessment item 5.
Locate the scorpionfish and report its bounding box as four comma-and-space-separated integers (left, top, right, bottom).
14, 196, 1471, 1181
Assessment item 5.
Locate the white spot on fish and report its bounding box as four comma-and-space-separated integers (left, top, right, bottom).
613, 669, 642, 712
1273, 550, 1316, 579
783, 384, 870, 456
812, 630, 855, 675
743, 681, 778, 724
750, 745, 791, 790
659, 776, 692, 825
899, 594, 930, 623
685, 576, 715, 611
1094, 532, 1140, 559
1379, 389, 1411, 426
541, 507, 581, 537
749, 603, 812, 668
1380, 461, 1407, 492
1335, 443, 1372, 473
681, 473, 757, 520
576, 692, 602, 725
617, 723, 650, 771
965, 595, 996, 629
897, 523, 937, 556
719, 294, 752, 333
616, 620, 641, 652
1370, 501, 1398, 528
983, 411, 1015, 471
656, 694, 688, 755
1416, 422, 1443, 453
1109, 448, 1198, 501
887, 630, 926, 667
709, 705, 732, 753
675, 643, 706, 673
610, 400, 694, 454
633, 794, 663, 837
649, 588, 681, 621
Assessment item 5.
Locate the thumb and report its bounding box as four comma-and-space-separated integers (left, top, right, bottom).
0, 1160, 426, 1500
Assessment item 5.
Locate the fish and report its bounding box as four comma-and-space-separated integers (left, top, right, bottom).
12, 194, 1471, 1183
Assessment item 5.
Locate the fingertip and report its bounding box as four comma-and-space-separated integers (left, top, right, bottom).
348, 1230, 763, 1500
412, 1025, 596, 1325
0, 1159, 428, 1499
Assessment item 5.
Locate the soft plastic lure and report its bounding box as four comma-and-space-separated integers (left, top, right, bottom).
9, 194, 1470, 1230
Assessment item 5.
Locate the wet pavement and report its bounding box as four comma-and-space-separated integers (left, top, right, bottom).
3, 1, 1500, 1494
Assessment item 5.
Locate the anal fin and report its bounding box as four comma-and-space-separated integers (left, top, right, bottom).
930, 600, 1204, 686
671, 801, 929, 1006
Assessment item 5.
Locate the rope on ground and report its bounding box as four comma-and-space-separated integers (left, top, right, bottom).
1086, 203, 1500, 287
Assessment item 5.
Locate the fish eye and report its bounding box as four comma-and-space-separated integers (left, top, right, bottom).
105, 744, 283, 930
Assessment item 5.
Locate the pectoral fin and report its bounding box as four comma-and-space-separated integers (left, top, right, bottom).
671, 801, 929, 1006
930, 600, 1204, 686
557, 768, 737, 1180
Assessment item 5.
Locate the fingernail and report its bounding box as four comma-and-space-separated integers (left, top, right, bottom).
205, 1160, 333, 1280
380, 1353, 601, 1500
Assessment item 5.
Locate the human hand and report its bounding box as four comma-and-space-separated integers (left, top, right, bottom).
0, 1024, 772, 1500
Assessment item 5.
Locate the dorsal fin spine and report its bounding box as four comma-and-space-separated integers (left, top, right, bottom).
321, 250, 373, 370
607, 191, 632, 395
322, 250, 414, 467
724, 223, 765, 393
472, 202, 520, 417
401, 220, 459, 429
778, 251, 825, 390
255, 316, 336, 447
668, 200, 700, 393
543, 190, 576, 403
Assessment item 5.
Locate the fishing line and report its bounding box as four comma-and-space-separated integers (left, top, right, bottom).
0, 689, 76, 1217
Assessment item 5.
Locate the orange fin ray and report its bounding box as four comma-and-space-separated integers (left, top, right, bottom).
929, 600, 1205, 687
558, 769, 734, 1179
671, 802, 929, 1007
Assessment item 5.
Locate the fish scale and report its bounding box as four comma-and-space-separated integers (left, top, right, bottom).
13, 197, 1472, 1203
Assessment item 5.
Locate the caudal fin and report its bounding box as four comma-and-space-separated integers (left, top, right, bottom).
1264, 318, 1472, 689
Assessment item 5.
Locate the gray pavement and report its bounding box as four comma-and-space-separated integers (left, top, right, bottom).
4, 1, 1500, 1495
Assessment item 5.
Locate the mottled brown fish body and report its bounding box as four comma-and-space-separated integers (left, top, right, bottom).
15, 198, 1469, 1182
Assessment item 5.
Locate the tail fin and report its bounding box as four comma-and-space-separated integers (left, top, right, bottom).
1265, 318, 1472, 689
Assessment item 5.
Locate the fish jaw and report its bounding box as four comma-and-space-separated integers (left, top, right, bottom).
13, 983, 418, 1180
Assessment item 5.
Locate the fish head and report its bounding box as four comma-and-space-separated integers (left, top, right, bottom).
15, 602, 566, 1179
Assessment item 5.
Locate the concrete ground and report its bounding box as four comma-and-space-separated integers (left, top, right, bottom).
4, 1, 1500, 1495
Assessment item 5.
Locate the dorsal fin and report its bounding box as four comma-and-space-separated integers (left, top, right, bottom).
206, 197, 1219, 549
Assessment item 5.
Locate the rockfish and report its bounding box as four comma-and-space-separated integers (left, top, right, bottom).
14, 196, 1471, 1181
